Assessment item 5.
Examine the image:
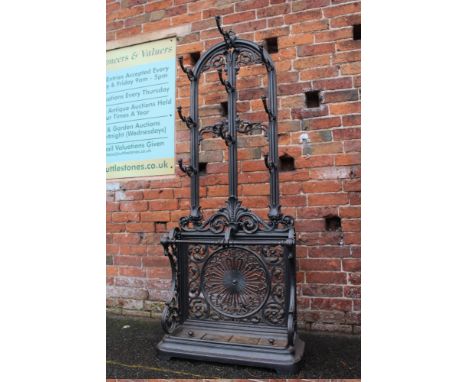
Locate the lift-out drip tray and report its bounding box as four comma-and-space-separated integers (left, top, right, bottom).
174, 320, 288, 347
157, 320, 304, 374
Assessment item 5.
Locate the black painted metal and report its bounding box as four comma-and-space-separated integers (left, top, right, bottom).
157, 16, 303, 374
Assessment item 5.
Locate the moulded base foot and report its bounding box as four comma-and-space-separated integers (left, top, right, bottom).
156, 321, 304, 374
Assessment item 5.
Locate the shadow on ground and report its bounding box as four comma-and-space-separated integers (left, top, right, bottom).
106, 314, 360, 379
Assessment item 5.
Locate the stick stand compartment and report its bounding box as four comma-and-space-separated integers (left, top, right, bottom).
157, 16, 304, 374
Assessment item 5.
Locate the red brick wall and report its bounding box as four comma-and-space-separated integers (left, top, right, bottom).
106, 0, 361, 334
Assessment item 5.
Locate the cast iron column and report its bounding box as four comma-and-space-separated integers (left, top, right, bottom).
227, 49, 238, 201
190, 77, 201, 222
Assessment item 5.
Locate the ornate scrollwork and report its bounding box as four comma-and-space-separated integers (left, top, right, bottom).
263, 302, 285, 325
261, 245, 284, 265
188, 244, 207, 262
188, 264, 200, 298
236, 49, 263, 69
199, 119, 233, 146
237, 120, 267, 136
180, 196, 293, 234
187, 244, 287, 326
160, 229, 181, 334
198, 118, 265, 145
201, 247, 269, 318
272, 284, 284, 301
200, 52, 226, 73
205, 197, 265, 235
179, 207, 203, 229
162, 295, 179, 332
189, 297, 209, 319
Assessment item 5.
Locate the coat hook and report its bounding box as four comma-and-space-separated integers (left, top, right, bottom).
216, 121, 234, 146
217, 69, 234, 93
178, 158, 197, 176
215, 16, 236, 48
215, 15, 225, 37
177, 106, 197, 129
261, 96, 276, 122
263, 153, 276, 172
178, 56, 195, 81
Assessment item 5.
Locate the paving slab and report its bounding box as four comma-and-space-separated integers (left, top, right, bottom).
106, 314, 360, 379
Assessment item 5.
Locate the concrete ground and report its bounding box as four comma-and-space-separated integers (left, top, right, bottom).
106, 314, 360, 379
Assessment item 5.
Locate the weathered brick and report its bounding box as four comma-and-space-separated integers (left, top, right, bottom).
323, 2, 360, 17
257, 3, 290, 18
335, 153, 360, 166
140, 211, 170, 222
148, 199, 178, 210
315, 28, 352, 42
306, 271, 347, 284
303, 180, 342, 193
330, 14, 361, 28
308, 193, 349, 206
291, 19, 328, 34
294, 55, 331, 69
333, 127, 361, 140
292, 0, 331, 12
334, 50, 361, 64
343, 258, 361, 272
322, 89, 359, 103
298, 43, 335, 57
299, 258, 341, 271
300, 66, 339, 81
330, 101, 361, 115
284, 9, 321, 24
310, 298, 353, 312
302, 285, 343, 297
304, 116, 342, 130
223, 11, 255, 25
235, 0, 269, 11
279, 34, 315, 49
142, 18, 170, 32
340, 62, 361, 75
116, 25, 141, 39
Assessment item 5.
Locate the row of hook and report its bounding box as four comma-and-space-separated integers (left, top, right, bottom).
177, 15, 276, 177
200, 120, 235, 146
178, 55, 235, 94
178, 44, 271, 82
178, 16, 272, 80
176, 18, 235, 82
177, 97, 274, 131
178, 153, 276, 178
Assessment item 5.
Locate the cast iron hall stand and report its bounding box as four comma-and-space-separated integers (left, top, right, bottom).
157, 16, 304, 374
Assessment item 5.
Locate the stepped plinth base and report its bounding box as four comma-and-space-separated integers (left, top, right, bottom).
157, 320, 304, 375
